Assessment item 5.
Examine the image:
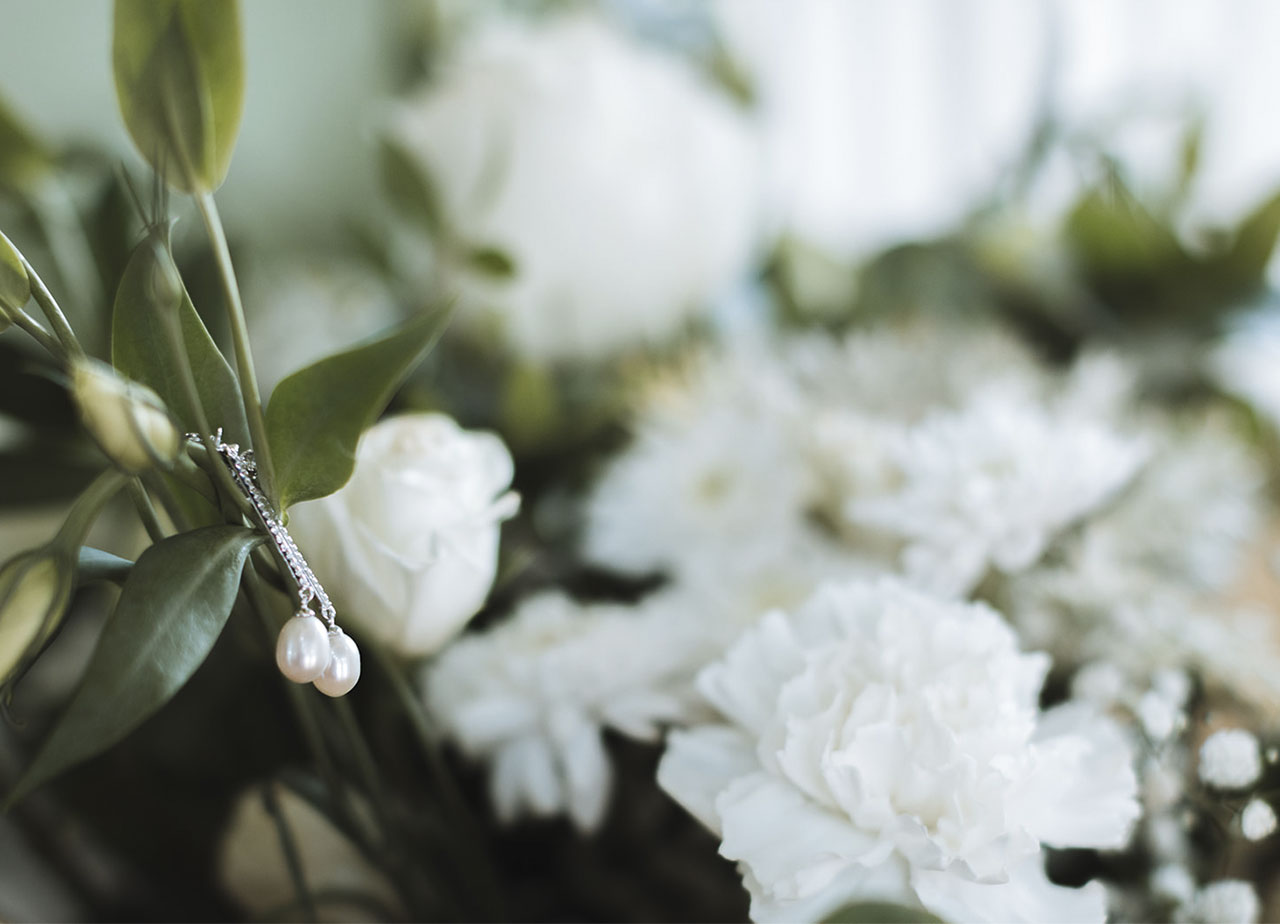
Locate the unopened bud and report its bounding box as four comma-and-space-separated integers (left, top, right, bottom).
0, 551, 72, 691
72, 358, 181, 473
0, 229, 32, 331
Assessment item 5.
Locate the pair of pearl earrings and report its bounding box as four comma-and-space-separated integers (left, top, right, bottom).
194, 431, 360, 696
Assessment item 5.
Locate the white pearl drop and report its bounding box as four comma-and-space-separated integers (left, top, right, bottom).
276, 615, 331, 683
313, 631, 360, 697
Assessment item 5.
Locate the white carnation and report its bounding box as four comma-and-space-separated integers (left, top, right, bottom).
289, 413, 518, 657
658, 579, 1139, 923
390, 14, 761, 361
424, 591, 696, 831
850, 387, 1147, 596
1199, 729, 1262, 790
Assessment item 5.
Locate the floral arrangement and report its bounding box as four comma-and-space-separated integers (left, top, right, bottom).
2, 3, 1280, 923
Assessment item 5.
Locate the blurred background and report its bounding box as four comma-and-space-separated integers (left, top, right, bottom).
4, 1, 1280, 920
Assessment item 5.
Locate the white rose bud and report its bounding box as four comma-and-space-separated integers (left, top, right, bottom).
71, 358, 181, 474
289, 413, 519, 657
0, 551, 72, 691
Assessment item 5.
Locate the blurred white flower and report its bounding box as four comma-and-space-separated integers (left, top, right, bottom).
246, 260, 402, 393
1210, 307, 1280, 432
424, 590, 694, 831
1176, 879, 1261, 924
850, 388, 1147, 597
659, 579, 1139, 923
218, 784, 400, 922
289, 413, 518, 657
390, 14, 761, 361
584, 343, 811, 580
1199, 729, 1262, 790
1241, 799, 1276, 841
1151, 864, 1197, 906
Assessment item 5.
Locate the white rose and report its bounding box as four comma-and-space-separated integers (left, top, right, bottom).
288, 413, 519, 657
389, 14, 762, 362
658, 578, 1139, 923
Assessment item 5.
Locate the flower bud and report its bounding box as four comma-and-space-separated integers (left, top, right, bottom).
0, 551, 73, 692
71, 358, 181, 474
0, 228, 32, 332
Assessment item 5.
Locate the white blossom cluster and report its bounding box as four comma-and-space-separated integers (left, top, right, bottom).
421, 319, 1278, 921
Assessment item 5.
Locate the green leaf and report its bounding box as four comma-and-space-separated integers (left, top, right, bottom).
465, 245, 517, 279
76, 547, 134, 585
266, 308, 452, 508
112, 232, 249, 446
6, 525, 259, 805
112, 0, 244, 193
822, 902, 945, 924
0, 93, 54, 194
0, 228, 30, 319
379, 136, 444, 237
1221, 188, 1280, 284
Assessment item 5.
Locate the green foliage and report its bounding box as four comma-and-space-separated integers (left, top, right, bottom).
112, 0, 244, 193
112, 232, 249, 446
76, 547, 134, 585
0, 550, 73, 696
266, 307, 452, 508
466, 245, 518, 279
6, 525, 260, 805
0, 229, 30, 323
379, 136, 444, 238
0, 94, 54, 195
822, 901, 945, 923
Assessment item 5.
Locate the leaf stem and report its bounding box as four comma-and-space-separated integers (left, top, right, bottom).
54, 468, 129, 550
260, 782, 320, 924
193, 192, 276, 503
126, 479, 168, 543
18, 253, 82, 358
7, 308, 63, 358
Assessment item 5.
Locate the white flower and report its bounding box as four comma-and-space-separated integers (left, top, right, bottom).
289, 413, 518, 657
424, 591, 695, 831
218, 783, 400, 922
1151, 864, 1197, 905
658, 579, 1139, 923
1241, 799, 1276, 841
1199, 729, 1262, 790
1210, 306, 1280, 432
849, 387, 1147, 596
390, 14, 761, 361
247, 260, 402, 393
1177, 880, 1261, 924
584, 341, 814, 582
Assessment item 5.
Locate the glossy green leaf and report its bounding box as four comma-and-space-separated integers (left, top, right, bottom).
822, 902, 945, 924
112, 0, 244, 192
112, 233, 249, 446
379, 136, 444, 237
266, 308, 452, 508
0, 93, 54, 194
6, 525, 259, 805
0, 229, 30, 320
76, 547, 134, 585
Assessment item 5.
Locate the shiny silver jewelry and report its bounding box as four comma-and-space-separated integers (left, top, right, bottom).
188, 430, 360, 696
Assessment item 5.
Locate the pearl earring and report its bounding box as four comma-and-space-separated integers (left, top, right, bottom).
191, 430, 360, 696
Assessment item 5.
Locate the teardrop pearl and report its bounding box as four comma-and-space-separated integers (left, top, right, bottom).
276, 615, 331, 683
313, 630, 360, 697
